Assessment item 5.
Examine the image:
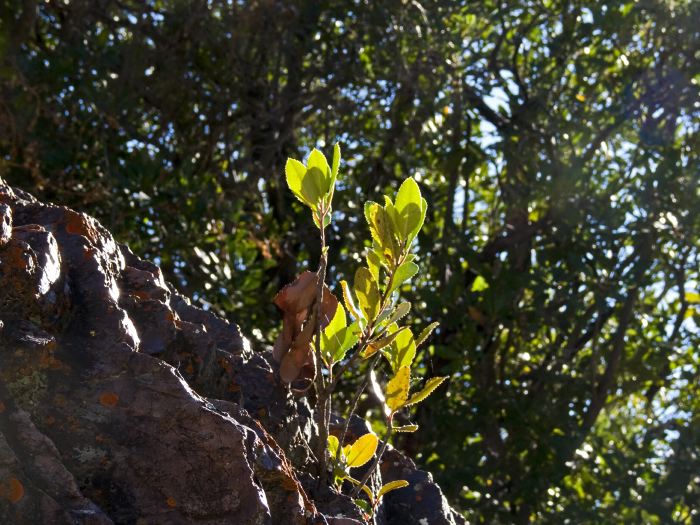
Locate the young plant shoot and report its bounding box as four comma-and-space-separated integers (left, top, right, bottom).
273, 143, 447, 514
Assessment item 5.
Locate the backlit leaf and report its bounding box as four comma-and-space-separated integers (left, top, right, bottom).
386, 366, 410, 413
346, 433, 378, 468
405, 376, 448, 407
378, 480, 409, 498
416, 321, 439, 347
354, 267, 380, 321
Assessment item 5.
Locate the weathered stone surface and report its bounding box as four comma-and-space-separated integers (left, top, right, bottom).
0, 177, 464, 524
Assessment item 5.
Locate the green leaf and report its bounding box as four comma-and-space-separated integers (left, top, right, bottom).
307, 148, 332, 192
327, 435, 340, 458
341, 280, 362, 321
385, 302, 411, 327
394, 177, 423, 241
330, 142, 341, 190
354, 267, 380, 321
369, 326, 408, 352
386, 366, 410, 413
365, 202, 398, 264
321, 303, 347, 363
378, 480, 409, 499
346, 433, 378, 468
387, 327, 416, 372
392, 424, 419, 433
285, 158, 309, 205
301, 166, 326, 209
471, 275, 490, 292
415, 321, 439, 347
405, 376, 448, 407
366, 249, 382, 284
412, 197, 427, 244
332, 321, 360, 363
353, 498, 371, 512
389, 261, 419, 295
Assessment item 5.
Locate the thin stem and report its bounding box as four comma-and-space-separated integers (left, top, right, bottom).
314, 208, 329, 487
335, 353, 382, 463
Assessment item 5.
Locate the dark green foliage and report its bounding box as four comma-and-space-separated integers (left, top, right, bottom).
2, 1, 700, 522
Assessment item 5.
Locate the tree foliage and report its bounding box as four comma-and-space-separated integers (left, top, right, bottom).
1, 0, 700, 522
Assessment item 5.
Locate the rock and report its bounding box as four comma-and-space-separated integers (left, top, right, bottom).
0, 179, 464, 524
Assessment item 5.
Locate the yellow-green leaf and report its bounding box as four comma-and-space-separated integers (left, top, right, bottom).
377, 480, 409, 499
384, 302, 411, 327
327, 435, 340, 458
392, 424, 419, 433
471, 275, 489, 292
321, 304, 347, 363
301, 166, 326, 208
405, 376, 448, 407
416, 321, 439, 347
285, 158, 309, 205
389, 261, 418, 295
386, 366, 410, 413
341, 280, 361, 321
307, 148, 332, 191
330, 142, 341, 190
354, 267, 380, 321
387, 328, 416, 372
346, 433, 378, 468
366, 249, 382, 284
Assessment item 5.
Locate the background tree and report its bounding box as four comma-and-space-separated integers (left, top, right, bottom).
1, 0, 699, 522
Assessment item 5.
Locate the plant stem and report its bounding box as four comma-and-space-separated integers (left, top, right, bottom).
314, 210, 329, 487
335, 353, 382, 463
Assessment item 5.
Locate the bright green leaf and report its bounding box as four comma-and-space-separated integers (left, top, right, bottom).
405, 376, 448, 407
394, 177, 423, 241
389, 261, 419, 295
471, 275, 490, 292
285, 158, 309, 205
301, 166, 326, 209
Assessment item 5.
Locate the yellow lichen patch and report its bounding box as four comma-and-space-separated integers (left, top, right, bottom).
99, 392, 119, 407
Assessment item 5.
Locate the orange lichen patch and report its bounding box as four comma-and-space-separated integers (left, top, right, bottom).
99, 392, 119, 407
166, 497, 177, 508
415, 493, 422, 502
165, 311, 176, 322
184, 362, 195, 375
227, 382, 240, 393
45, 415, 55, 426
64, 210, 98, 243
0, 400, 5, 413
95, 434, 106, 443
1, 478, 25, 503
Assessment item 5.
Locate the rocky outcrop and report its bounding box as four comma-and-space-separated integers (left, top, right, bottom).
0, 178, 464, 525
